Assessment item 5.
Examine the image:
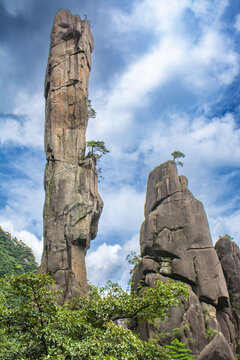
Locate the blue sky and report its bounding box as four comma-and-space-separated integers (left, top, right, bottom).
0, 0, 240, 287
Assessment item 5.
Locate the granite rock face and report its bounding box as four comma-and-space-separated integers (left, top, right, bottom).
133, 161, 238, 358
215, 236, 240, 354
39, 9, 103, 301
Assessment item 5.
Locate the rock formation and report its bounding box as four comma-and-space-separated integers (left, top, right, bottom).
215, 236, 240, 355
39, 9, 103, 301
133, 160, 239, 359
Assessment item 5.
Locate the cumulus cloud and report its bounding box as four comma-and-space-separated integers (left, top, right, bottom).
140, 112, 240, 171
89, 0, 239, 144
235, 14, 240, 32
0, 150, 45, 238
210, 209, 240, 246
98, 186, 145, 237
0, 92, 44, 148
86, 234, 140, 287
1, 0, 33, 16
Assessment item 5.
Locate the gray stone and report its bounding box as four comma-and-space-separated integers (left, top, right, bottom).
39, 9, 103, 301
144, 160, 181, 217
140, 162, 229, 306
132, 160, 237, 357
215, 237, 240, 354
178, 175, 188, 189
198, 332, 236, 360
140, 189, 214, 258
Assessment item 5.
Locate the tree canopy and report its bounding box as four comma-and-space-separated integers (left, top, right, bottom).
87, 140, 110, 160
0, 272, 194, 360
171, 151, 185, 167
0, 227, 38, 277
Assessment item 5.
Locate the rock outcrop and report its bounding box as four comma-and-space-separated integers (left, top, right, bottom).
215, 236, 240, 354
133, 160, 238, 358
39, 9, 103, 301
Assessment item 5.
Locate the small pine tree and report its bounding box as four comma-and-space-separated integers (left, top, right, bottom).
171, 151, 185, 167
88, 99, 96, 119
165, 339, 194, 359
86, 140, 110, 181
87, 140, 110, 159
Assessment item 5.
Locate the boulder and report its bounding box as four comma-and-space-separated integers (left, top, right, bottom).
198, 332, 236, 360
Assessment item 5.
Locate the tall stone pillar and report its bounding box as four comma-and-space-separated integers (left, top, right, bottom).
39, 9, 103, 301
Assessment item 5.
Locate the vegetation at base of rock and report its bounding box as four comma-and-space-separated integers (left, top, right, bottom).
171, 151, 185, 167
205, 327, 218, 342
0, 272, 193, 360
0, 227, 38, 277
165, 339, 195, 359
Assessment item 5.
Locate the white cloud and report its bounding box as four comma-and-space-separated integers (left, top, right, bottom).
89, 0, 239, 145
139, 112, 240, 171
0, 221, 43, 263
0, 155, 44, 239
98, 186, 145, 237
111, 0, 190, 35
210, 208, 240, 247
0, 91, 44, 148
86, 234, 140, 287
235, 14, 240, 32
1, 0, 33, 16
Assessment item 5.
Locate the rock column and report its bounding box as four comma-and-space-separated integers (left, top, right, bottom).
39, 9, 103, 301
133, 161, 237, 359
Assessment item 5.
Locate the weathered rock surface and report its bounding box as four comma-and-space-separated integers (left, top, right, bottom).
133, 161, 238, 358
198, 332, 236, 360
39, 9, 103, 301
215, 236, 240, 354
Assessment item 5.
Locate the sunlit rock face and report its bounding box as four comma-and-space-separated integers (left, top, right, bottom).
133, 160, 238, 359
39, 9, 103, 301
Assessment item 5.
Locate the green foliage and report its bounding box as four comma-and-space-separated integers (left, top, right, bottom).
86, 140, 110, 181
0, 227, 38, 277
171, 151, 185, 167
172, 327, 183, 340
0, 273, 192, 360
88, 99, 96, 119
126, 251, 141, 276
165, 339, 195, 359
87, 140, 110, 159
126, 252, 141, 267
205, 327, 218, 342
218, 234, 233, 240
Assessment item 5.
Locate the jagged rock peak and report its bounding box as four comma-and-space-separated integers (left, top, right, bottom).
133, 160, 239, 358
140, 160, 228, 306
40, 9, 103, 302
50, 9, 93, 54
